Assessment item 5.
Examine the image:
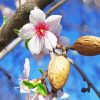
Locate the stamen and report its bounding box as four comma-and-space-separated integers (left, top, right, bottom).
34, 22, 49, 38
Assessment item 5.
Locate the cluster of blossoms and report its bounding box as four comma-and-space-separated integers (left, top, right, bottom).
18, 7, 69, 100
19, 58, 47, 100
1, 2, 69, 99
19, 58, 69, 100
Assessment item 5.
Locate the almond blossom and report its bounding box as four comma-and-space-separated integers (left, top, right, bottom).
18, 7, 62, 54
19, 58, 30, 93
19, 58, 69, 100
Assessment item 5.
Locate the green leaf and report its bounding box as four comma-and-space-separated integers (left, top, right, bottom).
23, 80, 38, 89
2, 16, 7, 26
38, 68, 44, 75
25, 39, 30, 49
37, 83, 48, 96
13, 29, 19, 34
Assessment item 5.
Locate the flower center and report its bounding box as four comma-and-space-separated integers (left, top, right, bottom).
35, 22, 49, 38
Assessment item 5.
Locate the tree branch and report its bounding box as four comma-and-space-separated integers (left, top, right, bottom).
46, 0, 66, 16
18, 0, 21, 7
0, 67, 11, 80
0, 0, 54, 51
0, 37, 22, 59
67, 58, 100, 98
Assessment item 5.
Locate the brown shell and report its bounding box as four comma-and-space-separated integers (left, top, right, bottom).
48, 55, 70, 92
72, 36, 100, 56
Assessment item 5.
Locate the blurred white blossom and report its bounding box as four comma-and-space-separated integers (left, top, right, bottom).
0, 5, 15, 20
83, 0, 100, 8
19, 58, 30, 93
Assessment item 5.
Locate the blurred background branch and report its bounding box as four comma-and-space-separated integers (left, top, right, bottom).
0, 67, 11, 80
0, 37, 22, 59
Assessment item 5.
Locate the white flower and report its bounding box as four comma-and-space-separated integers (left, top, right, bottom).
19, 58, 30, 93
18, 7, 62, 54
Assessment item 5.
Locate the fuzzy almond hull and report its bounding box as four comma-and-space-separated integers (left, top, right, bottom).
72, 36, 100, 56
48, 56, 70, 92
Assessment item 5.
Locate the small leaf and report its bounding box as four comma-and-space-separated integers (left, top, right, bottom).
37, 83, 48, 96
13, 29, 19, 34
23, 80, 37, 89
25, 39, 30, 49
2, 16, 7, 26
38, 68, 44, 75
32, 82, 38, 86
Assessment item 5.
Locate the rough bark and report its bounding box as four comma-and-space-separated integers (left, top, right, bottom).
0, 0, 54, 51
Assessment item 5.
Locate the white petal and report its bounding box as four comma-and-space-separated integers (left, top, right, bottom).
29, 7, 45, 25
41, 47, 49, 55
51, 24, 62, 37
18, 23, 34, 40
58, 36, 70, 46
20, 84, 30, 93
45, 15, 62, 35
31, 87, 38, 92
54, 49, 62, 55
23, 58, 30, 79
44, 37, 52, 51
38, 95, 46, 100
30, 94, 39, 100
26, 93, 30, 100
44, 31, 57, 51
38, 95, 51, 100
28, 35, 42, 54
57, 91, 69, 99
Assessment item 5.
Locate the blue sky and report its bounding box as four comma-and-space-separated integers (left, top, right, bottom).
0, 0, 100, 100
